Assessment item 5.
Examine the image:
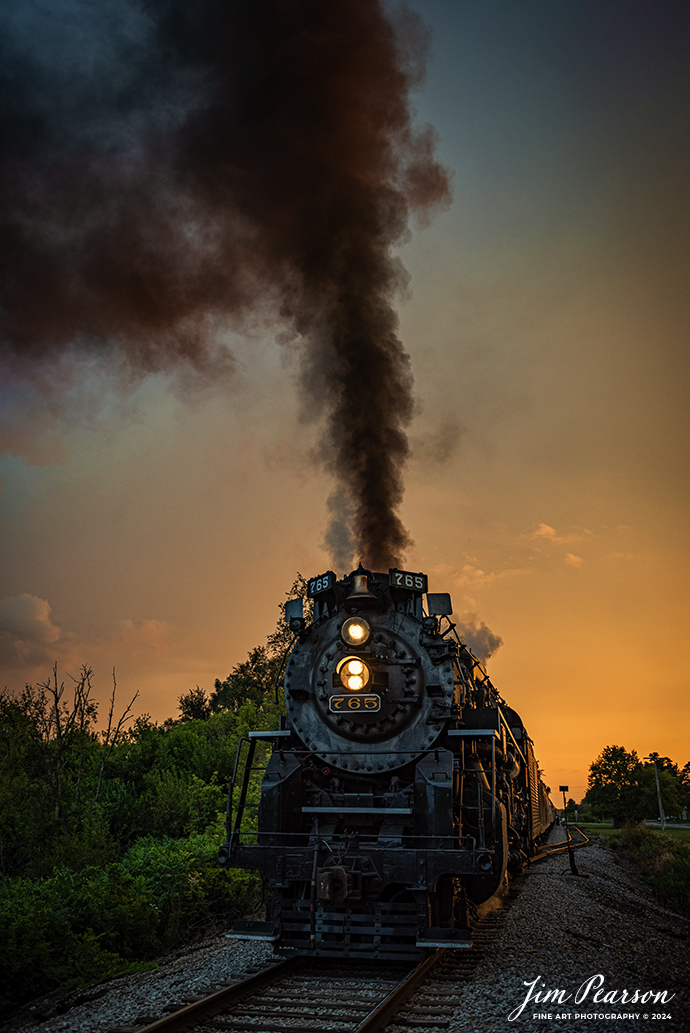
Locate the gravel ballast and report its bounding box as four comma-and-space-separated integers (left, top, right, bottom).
437, 828, 689, 1032
7, 828, 689, 1033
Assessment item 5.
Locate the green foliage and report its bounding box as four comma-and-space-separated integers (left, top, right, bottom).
122, 821, 260, 944
585, 745, 685, 825
0, 825, 261, 1014
607, 825, 690, 917
0, 581, 309, 1014
209, 574, 309, 715
178, 686, 211, 721
0, 866, 157, 1013
679, 761, 690, 813
635, 765, 681, 820
0, 690, 264, 1012
586, 745, 642, 824
211, 645, 279, 713
0, 672, 273, 1013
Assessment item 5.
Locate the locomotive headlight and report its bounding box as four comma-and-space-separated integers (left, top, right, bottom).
341, 616, 371, 647
337, 656, 371, 691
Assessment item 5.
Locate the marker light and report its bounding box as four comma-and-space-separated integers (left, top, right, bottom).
337, 656, 371, 691
341, 616, 371, 647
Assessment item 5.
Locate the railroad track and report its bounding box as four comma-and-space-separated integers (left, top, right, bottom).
532, 824, 590, 864
109, 906, 513, 1033
109, 831, 591, 1033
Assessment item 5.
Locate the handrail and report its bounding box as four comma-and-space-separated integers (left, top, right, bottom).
496, 703, 527, 765
225, 736, 247, 842
274, 634, 299, 704
228, 737, 258, 850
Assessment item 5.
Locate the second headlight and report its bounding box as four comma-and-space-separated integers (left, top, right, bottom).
337, 656, 371, 691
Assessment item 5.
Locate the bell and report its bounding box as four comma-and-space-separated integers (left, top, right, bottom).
346, 567, 377, 602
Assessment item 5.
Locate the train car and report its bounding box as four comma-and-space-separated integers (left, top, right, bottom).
219, 565, 554, 959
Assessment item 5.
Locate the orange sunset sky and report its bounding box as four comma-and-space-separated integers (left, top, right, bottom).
1, 1, 689, 801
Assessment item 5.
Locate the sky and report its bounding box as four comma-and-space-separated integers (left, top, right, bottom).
1, 0, 689, 801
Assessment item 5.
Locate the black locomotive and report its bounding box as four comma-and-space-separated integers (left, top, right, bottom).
219, 565, 554, 959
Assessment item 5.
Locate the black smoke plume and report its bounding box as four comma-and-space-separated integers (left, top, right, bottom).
0, 0, 450, 569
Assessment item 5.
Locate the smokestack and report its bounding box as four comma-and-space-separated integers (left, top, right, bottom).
0, 0, 450, 567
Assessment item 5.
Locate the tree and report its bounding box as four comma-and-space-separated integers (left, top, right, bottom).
9, 664, 103, 825
646, 752, 679, 778
210, 574, 311, 714
637, 763, 681, 820
178, 686, 211, 722
94, 669, 138, 802
586, 745, 642, 825
585, 745, 683, 824
679, 762, 690, 816
0, 665, 138, 875
210, 646, 278, 712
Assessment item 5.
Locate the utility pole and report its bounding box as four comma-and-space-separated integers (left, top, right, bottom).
644, 755, 665, 830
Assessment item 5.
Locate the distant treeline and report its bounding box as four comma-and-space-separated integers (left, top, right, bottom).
570, 745, 690, 917
581, 744, 690, 825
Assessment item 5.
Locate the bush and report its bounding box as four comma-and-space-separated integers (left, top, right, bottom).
609, 825, 690, 916
0, 818, 262, 1016
0, 637, 283, 1015
0, 868, 156, 1014
121, 818, 261, 944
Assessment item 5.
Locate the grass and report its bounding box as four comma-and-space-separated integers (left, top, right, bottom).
576, 822, 690, 844
645, 826, 690, 843
576, 823, 690, 916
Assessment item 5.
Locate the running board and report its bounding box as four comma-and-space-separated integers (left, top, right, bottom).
416, 927, 472, 948
227, 920, 280, 942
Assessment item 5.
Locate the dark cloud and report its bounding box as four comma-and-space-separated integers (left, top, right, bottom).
0, 0, 450, 568
0, 593, 62, 667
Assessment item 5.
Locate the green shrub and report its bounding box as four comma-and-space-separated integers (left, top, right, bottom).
0, 869, 155, 1014
122, 819, 261, 944
0, 646, 278, 1015
0, 819, 261, 1016
614, 825, 690, 916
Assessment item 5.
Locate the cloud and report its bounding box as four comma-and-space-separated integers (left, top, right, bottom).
433, 561, 528, 591
0, 596, 172, 683
0, 593, 62, 666
454, 612, 503, 662
107, 619, 172, 660
565, 553, 585, 568
531, 523, 585, 545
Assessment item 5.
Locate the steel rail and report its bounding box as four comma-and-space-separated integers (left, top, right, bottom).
131, 951, 450, 1033
134, 956, 305, 1033
352, 950, 447, 1033
531, 824, 590, 863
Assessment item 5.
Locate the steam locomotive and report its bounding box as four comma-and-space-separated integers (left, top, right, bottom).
219, 565, 554, 959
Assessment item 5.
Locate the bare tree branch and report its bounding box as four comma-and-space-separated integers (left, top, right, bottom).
95, 669, 138, 803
